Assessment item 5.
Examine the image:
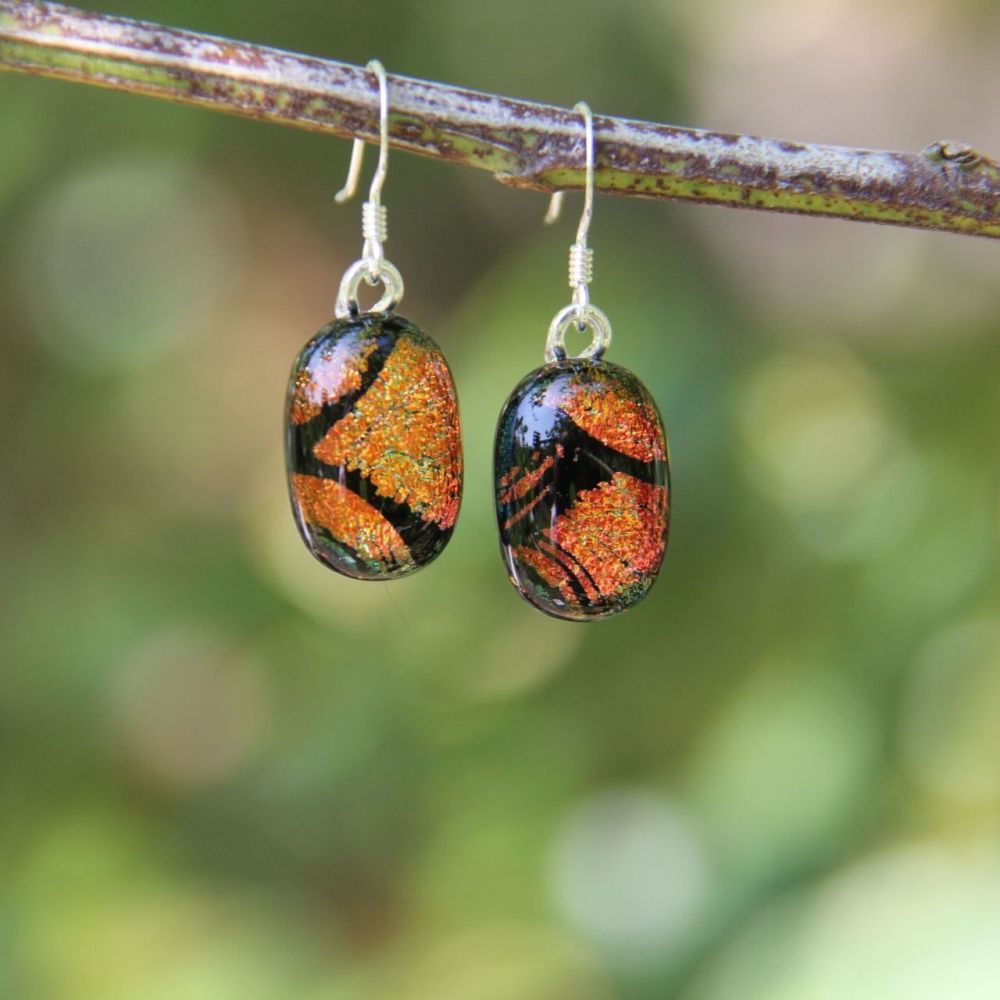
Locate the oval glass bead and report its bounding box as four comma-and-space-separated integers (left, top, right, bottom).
494, 358, 669, 621
286, 312, 462, 580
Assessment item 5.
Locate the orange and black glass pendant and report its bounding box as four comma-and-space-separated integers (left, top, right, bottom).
287, 312, 461, 579
493, 103, 669, 620
286, 61, 462, 580
494, 357, 668, 620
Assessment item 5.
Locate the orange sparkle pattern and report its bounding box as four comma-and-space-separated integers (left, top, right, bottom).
292, 473, 412, 570
498, 466, 520, 490
548, 376, 665, 462
513, 545, 579, 601
499, 446, 565, 531
289, 334, 378, 425
549, 472, 667, 598
313, 337, 462, 528
539, 538, 601, 603
503, 486, 552, 531
498, 449, 561, 505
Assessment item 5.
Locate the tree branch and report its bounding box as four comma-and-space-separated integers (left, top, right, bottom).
2, 0, 1000, 240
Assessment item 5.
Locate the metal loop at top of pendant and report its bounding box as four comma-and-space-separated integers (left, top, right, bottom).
543, 102, 614, 364
335, 257, 405, 319
333, 60, 405, 319
545, 302, 612, 362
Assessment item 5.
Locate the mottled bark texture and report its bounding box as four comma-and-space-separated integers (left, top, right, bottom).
2, 0, 999, 238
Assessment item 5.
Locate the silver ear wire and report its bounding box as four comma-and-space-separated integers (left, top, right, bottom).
334, 135, 365, 204
543, 100, 594, 233
336, 60, 390, 277
335, 59, 389, 206
571, 102, 595, 244
333, 60, 404, 318
544, 190, 564, 225
567, 102, 595, 322
543, 102, 611, 363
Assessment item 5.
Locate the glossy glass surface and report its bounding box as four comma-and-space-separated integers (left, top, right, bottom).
494, 358, 669, 620
286, 312, 462, 580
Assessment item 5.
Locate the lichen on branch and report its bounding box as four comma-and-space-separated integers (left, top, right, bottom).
2, 0, 999, 239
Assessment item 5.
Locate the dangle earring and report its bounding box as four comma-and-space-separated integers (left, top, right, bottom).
493, 102, 670, 621
285, 60, 463, 580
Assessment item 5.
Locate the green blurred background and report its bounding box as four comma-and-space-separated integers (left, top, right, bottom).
3, 1, 1000, 997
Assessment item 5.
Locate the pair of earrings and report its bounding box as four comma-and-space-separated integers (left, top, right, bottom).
285, 62, 670, 622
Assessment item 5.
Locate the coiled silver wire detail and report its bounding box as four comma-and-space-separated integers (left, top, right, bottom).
333, 59, 405, 318
543, 101, 613, 362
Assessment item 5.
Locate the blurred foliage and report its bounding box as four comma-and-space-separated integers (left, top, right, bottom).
3, 0, 1000, 997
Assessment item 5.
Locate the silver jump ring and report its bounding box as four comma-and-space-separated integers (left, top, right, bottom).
335, 258, 405, 319
545, 303, 612, 363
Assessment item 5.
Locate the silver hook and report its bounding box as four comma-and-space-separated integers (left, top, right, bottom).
332, 60, 405, 316
543, 191, 564, 225
573, 101, 595, 249
542, 102, 611, 362
546, 102, 596, 322
334, 134, 366, 205
335, 59, 389, 205
544, 100, 595, 246
333, 60, 392, 284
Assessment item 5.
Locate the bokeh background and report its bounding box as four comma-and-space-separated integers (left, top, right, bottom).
3, 0, 1000, 997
